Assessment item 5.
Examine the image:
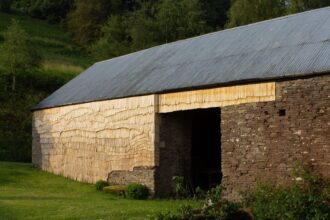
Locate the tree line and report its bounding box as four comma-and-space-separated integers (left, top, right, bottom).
1, 0, 329, 61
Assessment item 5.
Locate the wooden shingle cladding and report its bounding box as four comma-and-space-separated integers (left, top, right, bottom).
157, 82, 275, 113
32, 95, 157, 186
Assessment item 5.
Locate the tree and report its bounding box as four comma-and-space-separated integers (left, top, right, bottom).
287, 0, 330, 13
67, 0, 132, 46
200, 0, 230, 30
90, 1, 160, 60
0, 20, 40, 91
91, 0, 210, 60
157, 0, 209, 43
129, 0, 160, 51
90, 15, 131, 60
27, 0, 73, 23
227, 0, 287, 28
67, 0, 110, 46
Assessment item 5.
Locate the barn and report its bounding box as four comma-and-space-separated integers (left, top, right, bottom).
32, 7, 330, 199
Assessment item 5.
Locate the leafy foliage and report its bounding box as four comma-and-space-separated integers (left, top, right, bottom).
128, 0, 160, 51
0, 19, 40, 91
125, 183, 149, 200
0, 11, 91, 162
201, 0, 230, 29
156, 0, 208, 43
67, 0, 131, 46
244, 168, 330, 220
226, 0, 330, 28
150, 184, 241, 220
227, 0, 287, 27
90, 15, 131, 60
172, 176, 191, 199
200, 185, 241, 219
288, 0, 330, 13
149, 211, 178, 220
91, 0, 209, 60
13, 0, 73, 23
151, 168, 330, 220
95, 180, 108, 191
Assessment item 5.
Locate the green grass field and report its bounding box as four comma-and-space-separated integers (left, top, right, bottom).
0, 162, 197, 220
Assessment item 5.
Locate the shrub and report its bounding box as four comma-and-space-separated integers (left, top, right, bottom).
194, 186, 206, 200
149, 184, 241, 220
103, 185, 125, 196
151, 168, 330, 220
201, 185, 241, 219
95, 180, 108, 191
244, 168, 330, 220
125, 183, 149, 200
172, 176, 191, 199
148, 212, 177, 220
14, 0, 72, 22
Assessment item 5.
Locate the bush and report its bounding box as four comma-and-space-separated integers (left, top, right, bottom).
95, 180, 108, 191
201, 185, 241, 219
148, 212, 178, 220
14, 0, 73, 22
172, 176, 191, 199
149, 184, 241, 220
244, 168, 330, 220
125, 183, 149, 200
150, 168, 330, 220
194, 186, 206, 200
103, 185, 125, 196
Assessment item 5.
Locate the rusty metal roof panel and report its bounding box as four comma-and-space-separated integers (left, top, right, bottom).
34, 7, 330, 110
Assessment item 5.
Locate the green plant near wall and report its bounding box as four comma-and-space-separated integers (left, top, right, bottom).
125, 183, 149, 200
244, 167, 330, 220
95, 180, 108, 191
172, 176, 191, 199
149, 184, 241, 220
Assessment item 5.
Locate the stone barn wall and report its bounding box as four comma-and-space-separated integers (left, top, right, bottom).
155, 112, 193, 197
221, 74, 330, 199
32, 95, 157, 190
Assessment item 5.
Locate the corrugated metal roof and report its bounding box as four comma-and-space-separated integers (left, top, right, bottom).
34, 7, 330, 110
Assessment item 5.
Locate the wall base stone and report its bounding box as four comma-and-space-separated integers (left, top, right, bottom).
107, 166, 156, 193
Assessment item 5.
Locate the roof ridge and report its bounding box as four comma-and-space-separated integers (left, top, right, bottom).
95, 7, 330, 65
34, 6, 330, 110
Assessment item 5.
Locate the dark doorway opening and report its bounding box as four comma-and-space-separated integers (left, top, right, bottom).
191, 108, 221, 190
156, 108, 221, 196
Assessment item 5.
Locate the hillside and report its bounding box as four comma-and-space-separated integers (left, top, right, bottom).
0, 11, 93, 72
0, 11, 93, 162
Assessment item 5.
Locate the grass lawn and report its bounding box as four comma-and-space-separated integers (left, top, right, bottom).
0, 162, 198, 220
